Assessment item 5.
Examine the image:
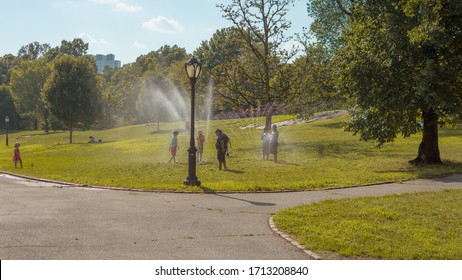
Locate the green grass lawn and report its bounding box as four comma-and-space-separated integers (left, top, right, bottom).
2, 114, 462, 191
273, 189, 462, 259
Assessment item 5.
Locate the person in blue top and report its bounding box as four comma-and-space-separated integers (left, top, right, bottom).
168, 130, 179, 163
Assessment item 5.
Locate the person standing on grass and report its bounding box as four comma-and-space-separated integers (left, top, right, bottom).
215, 129, 229, 170
185, 120, 190, 133
269, 124, 279, 163
261, 127, 270, 160
196, 130, 205, 162
12, 142, 22, 168
168, 130, 179, 163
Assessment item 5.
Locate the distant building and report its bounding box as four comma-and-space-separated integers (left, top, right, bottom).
94, 54, 121, 73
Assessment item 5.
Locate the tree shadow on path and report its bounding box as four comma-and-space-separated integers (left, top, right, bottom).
199, 185, 276, 206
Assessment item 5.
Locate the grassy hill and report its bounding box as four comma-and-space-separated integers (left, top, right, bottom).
2, 113, 462, 192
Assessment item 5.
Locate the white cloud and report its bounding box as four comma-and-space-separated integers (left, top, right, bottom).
90, 0, 118, 4
78, 33, 110, 46
132, 41, 147, 49
90, 0, 142, 13
115, 2, 142, 13
142, 16, 184, 34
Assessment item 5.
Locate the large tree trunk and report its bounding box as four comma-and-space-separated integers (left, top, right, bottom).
410, 109, 442, 164
264, 104, 273, 130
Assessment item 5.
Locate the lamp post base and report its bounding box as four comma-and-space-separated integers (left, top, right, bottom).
183, 178, 201, 186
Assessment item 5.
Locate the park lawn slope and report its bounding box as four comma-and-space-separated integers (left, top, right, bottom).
2, 115, 462, 191
273, 189, 462, 259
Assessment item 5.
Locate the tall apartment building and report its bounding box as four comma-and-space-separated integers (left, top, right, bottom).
94, 54, 121, 73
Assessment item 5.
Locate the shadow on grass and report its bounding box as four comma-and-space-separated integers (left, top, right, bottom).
55, 140, 118, 145
224, 169, 245, 174
199, 185, 276, 206
288, 141, 377, 159
10, 131, 67, 138
150, 129, 186, 135
374, 160, 462, 180
314, 121, 347, 129
276, 160, 300, 166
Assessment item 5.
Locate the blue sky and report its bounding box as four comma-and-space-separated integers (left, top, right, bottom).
1, 0, 311, 65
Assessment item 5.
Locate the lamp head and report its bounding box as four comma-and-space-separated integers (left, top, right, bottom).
185, 56, 202, 79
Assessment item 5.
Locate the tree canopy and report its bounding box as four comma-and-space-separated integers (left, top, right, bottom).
42, 56, 101, 143
217, 0, 299, 128
311, 0, 462, 163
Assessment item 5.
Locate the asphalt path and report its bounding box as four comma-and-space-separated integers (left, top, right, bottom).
1, 173, 462, 260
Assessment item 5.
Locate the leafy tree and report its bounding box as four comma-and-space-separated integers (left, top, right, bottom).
0, 54, 20, 85
217, 0, 298, 128
284, 43, 340, 118
135, 44, 187, 73
100, 63, 143, 127
0, 85, 19, 129
17, 42, 51, 60
10, 59, 51, 131
43, 56, 101, 143
307, 0, 349, 51
44, 38, 89, 61
319, 0, 462, 163
194, 27, 246, 116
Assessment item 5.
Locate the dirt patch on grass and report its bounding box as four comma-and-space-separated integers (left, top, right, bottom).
241, 110, 348, 130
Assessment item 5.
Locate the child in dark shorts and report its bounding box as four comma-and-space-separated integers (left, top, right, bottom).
269, 125, 279, 163
215, 129, 229, 170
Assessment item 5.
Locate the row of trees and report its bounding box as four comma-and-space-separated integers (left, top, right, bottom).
0, 0, 460, 163
1, 0, 323, 144
0, 40, 195, 143
201, 0, 462, 164
0, 39, 100, 143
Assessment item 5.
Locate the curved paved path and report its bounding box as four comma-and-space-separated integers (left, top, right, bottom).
1, 173, 462, 259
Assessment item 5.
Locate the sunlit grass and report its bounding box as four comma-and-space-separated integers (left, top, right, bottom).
273, 189, 462, 259
2, 114, 462, 191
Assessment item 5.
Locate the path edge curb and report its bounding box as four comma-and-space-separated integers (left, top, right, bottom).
269, 216, 321, 260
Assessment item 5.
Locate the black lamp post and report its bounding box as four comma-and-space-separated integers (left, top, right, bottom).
183, 56, 202, 186
5, 116, 9, 146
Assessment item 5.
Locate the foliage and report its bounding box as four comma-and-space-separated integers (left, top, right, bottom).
2, 115, 462, 191
274, 189, 462, 259
135, 44, 187, 72
98, 44, 191, 128
195, 27, 244, 114
309, 0, 462, 163
284, 43, 341, 118
17, 42, 51, 60
42, 56, 102, 143
217, 0, 300, 128
0, 85, 19, 128
0, 54, 20, 85
99, 63, 143, 127
10, 59, 51, 130
307, 0, 349, 51
44, 38, 89, 61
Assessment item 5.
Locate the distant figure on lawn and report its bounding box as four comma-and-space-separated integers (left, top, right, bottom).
269, 125, 279, 163
12, 142, 22, 168
169, 130, 179, 163
196, 130, 205, 162
185, 120, 190, 133
215, 129, 230, 170
261, 127, 270, 160
89, 136, 102, 143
